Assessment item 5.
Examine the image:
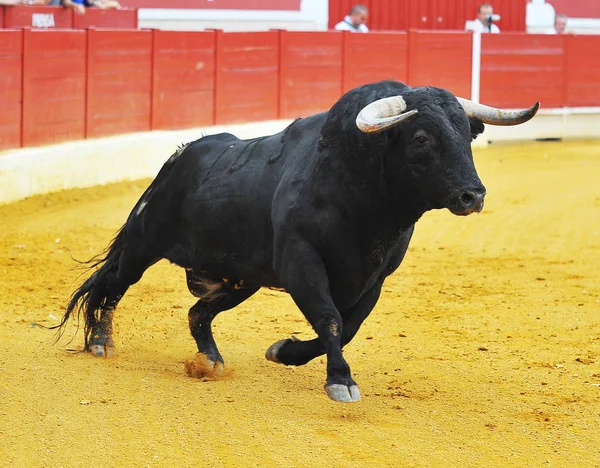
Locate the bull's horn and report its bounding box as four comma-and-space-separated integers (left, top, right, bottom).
456, 97, 540, 126
356, 96, 419, 133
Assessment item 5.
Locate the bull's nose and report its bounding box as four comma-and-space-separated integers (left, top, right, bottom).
457, 188, 486, 214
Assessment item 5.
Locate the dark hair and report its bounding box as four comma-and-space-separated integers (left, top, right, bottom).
478, 3, 492, 13
350, 4, 368, 15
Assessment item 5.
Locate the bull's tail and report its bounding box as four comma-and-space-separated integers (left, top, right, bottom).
55, 141, 197, 348
55, 226, 127, 348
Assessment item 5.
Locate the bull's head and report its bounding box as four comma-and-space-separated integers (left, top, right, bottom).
354, 88, 539, 216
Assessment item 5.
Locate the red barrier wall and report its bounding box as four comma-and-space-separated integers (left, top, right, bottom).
22, 29, 86, 147
329, 0, 526, 32
279, 31, 343, 119
408, 30, 472, 99
565, 35, 600, 108
87, 30, 152, 138
539, 0, 600, 18
2, 5, 137, 30
215, 31, 279, 124
2, 29, 600, 152
152, 30, 216, 130
0, 30, 22, 150
343, 31, 408, 93
4, 6, 72, 29
73, 8, 137, 29
481, 34, 565, 109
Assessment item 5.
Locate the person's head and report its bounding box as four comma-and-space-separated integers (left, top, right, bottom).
554, 14, 567, 34
349, 4, 368, 27
477, 3, 494, 24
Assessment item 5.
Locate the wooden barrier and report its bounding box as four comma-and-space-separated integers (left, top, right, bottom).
481, 33, 566, 109
22, 29, 86, 147
86, 29, 152, 138
4, 5, 72, 29
279, 31, 343, 119
565, 35, 600, 108
1, 29, 600, 152
215, 31, 279, 125
73, 8, 137, 29
152, 30, 216, 130
0, 30, 22, 150
343, 30, 408, 94
408, 30, 472, 99
1, 5, 136, 30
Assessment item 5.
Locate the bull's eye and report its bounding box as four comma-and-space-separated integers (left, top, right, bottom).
414, 133, 428, 145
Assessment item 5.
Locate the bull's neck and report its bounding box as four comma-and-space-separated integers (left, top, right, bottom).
317, 149, 427, 229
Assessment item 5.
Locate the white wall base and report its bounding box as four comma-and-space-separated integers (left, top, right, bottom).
0, 120, 292, 205
137, 2, 329, 32
138, 19, 325, 31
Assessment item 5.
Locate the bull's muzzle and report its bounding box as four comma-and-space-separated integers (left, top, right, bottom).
452, 188, 486, 216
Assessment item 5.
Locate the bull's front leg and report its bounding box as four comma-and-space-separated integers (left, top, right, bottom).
266, 282, 383, 366
274, 238, 360, 403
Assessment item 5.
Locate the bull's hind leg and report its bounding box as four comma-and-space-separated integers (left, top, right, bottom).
86, 244, 159, 357
184, 270, 258, 378
88, 305, 117, 357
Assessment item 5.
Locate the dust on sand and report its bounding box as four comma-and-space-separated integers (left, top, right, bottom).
0, 141, 598, 467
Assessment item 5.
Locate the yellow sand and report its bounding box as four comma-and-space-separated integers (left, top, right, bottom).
0, 140, 598, 467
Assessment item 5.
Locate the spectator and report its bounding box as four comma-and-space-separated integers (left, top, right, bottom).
61, 0, 86, 14
61, 0, 120, 15
546, 14, 568, 34
466, 3, 501, 33
334, 4, 369, 33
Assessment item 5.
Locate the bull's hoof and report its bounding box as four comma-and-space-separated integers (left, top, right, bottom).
89, 344, 115, 358
184, 352, 224, 379
325, 384, 361, 403
265, 336, 299, 364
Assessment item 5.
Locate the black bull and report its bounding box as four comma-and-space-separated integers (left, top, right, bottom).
57, 81, 539, 402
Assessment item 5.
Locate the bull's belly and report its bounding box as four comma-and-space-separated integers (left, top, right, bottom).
165, 242, 280, 287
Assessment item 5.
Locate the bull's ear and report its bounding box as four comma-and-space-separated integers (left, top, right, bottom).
469, 117, 485, 141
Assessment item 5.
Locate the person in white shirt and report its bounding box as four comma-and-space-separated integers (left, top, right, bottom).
466, 3, 501, 33
334, 4, 369, 33
546, 14, 568, 34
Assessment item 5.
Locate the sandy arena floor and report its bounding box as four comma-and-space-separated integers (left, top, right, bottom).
0, 140, 599, 467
